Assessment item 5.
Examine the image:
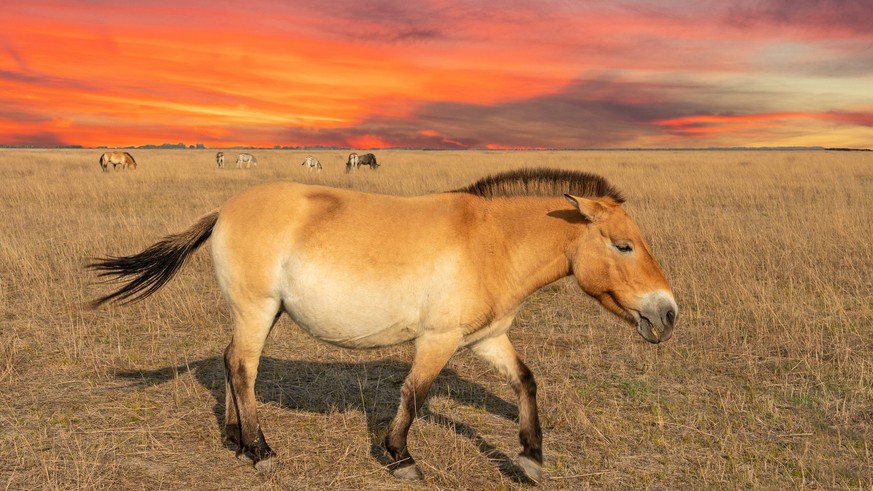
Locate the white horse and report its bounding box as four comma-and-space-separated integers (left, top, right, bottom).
236, 153, 257, 169
345, 152, 359, 173
301, 155, 322, 171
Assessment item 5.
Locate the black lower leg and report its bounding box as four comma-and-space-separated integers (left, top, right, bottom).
385, 381, 431, 470
385, 384, 415, 469
224, 348, 243, 448
224, 349, 273, 463
243, 425, 274, 462
516, 360, 543, 464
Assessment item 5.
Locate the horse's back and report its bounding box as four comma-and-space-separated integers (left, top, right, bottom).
215, 181, 472, 262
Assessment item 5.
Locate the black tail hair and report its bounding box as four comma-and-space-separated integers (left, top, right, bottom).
87, 210, 219, 308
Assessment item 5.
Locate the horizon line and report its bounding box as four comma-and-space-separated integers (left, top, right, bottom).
1, 144, 870, 152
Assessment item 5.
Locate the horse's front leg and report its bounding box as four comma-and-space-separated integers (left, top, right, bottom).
385, 331, 461, 480
470, 333, 543, 482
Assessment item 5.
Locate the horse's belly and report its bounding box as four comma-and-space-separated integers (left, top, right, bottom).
283, 293, 424, 348
279, 257, 462, 349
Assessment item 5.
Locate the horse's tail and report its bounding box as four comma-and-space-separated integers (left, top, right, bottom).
87, 210, 220, 308
99, 153, 108, 171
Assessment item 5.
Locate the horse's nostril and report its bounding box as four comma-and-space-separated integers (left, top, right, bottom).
665, 308, 676, 327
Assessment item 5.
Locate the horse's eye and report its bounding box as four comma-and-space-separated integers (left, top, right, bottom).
615, 243, 634, 254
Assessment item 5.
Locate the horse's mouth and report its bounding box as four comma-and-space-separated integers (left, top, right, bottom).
596, 292, 672, 344
627, 291, 677, 344
636, 315, 663, 344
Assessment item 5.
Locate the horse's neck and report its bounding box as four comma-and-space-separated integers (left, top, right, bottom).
477, 197, 577, 301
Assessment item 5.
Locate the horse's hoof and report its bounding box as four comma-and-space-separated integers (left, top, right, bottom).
517, 455, 542, 483
393, 464, 424, 481
254, 456, 279, 475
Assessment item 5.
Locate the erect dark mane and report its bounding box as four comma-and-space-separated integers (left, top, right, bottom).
452, 168, 625, 202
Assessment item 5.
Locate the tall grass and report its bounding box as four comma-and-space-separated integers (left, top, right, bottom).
1, 148, 870, 489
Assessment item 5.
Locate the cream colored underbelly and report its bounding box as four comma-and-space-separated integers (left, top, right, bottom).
279, 257, 465, 349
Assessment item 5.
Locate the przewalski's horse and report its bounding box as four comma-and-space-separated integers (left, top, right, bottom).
357, 153, 378, 170
216, 152, 225, 168
235, 153, 257, 169
99, 151, 137, 171
345, 152, 358, 173
345, 152, 378, 173
87, 168, 677, 482
301, 155, 322, 171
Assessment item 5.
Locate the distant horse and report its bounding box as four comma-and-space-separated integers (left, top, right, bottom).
357, 153, 379, 170
301, 155, 322, 171
236, 153, 257, 169
88, 168, 677, 482
99, 152, 137, 172
216, 152, 225, 168
345, 152, 358, 173
346, 152, 378, 173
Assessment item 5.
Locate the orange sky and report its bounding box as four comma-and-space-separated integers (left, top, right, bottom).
1, 0, 872, 148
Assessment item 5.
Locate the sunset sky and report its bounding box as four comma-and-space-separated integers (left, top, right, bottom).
1, 0, 872, 149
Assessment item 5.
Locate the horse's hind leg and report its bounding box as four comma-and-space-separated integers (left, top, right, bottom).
385, 331, 461, 480
223, 299, 281, 473
470, 333, 543, 482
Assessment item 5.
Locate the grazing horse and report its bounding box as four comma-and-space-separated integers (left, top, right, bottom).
345, 152, 359, 173
216, 152, 225, 168
358, 153, 379, 170
235, 153, 257, 169
346, 152, 378, 173
99, 151, 137, 171
88, 168, 677, 482
301, 155, 322, 171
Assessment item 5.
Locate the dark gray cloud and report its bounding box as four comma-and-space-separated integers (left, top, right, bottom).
391, 82, 683, 148
724, 0, 873, 36
268, 76, 774, 149
1, 130, 66, 147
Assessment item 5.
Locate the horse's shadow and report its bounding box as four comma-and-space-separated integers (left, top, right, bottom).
116, 355, 534, 482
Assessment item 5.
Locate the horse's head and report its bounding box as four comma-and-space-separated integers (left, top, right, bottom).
564, 194, 677, 343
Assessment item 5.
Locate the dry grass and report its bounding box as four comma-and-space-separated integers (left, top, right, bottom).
1, 148, 871, 490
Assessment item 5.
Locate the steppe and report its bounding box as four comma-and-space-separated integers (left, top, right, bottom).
1, 149, 870, 489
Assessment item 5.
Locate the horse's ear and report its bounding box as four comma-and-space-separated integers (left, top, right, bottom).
564, 194, 608, 222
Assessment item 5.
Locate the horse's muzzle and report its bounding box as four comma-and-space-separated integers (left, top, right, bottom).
635, 291, 677, 344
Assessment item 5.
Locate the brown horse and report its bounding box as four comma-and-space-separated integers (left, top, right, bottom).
88, 168, 677, 482
99, 151, 137, 171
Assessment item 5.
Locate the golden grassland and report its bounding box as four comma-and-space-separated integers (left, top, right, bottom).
1, 148, 871, 490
